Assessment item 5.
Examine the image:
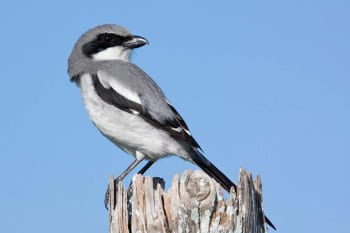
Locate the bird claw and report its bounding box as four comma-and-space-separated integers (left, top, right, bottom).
104, 186, 110, 210
104, 177, 123, 210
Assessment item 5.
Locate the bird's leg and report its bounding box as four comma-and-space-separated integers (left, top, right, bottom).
125, 160, 155, 196
104, 158, 144, 210
136, 160, 154, 175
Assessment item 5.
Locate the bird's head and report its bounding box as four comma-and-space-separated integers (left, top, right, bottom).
68, 24, 148, 78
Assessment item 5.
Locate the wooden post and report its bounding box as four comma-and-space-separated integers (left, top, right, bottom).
109, 168, 270, 233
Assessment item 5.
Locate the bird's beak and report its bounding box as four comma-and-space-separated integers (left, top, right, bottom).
123, 35, 149, 49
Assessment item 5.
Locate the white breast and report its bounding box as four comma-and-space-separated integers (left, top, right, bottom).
78, 74, 188, 160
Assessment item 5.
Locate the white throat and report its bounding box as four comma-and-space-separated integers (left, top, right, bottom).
92, 46, 130, 61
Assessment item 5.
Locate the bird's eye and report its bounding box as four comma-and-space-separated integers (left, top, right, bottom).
97, 33, 113, 43
93, 33, 126, 48
98, 33, 113, 42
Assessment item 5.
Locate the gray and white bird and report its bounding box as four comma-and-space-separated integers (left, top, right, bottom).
68, 24, 275, 229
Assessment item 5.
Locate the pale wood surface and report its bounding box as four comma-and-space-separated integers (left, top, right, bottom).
109, 168, 269, 233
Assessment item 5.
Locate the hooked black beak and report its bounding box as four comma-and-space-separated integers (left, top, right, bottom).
123, 35, 149, 49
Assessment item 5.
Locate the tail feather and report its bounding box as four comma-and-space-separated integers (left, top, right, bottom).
189, 148, 276, 230
190, 149, 237, 192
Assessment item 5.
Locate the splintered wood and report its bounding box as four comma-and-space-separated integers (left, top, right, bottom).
109, 169, 269, 233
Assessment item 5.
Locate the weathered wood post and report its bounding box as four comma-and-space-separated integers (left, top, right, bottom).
109, 168, 271, 233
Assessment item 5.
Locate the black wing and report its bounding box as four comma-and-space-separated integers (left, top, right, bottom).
91, 73, 201, 149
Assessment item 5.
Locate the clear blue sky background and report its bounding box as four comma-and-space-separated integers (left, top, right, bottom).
0, 1, 349, 232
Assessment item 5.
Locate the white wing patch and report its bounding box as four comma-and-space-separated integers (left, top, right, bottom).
130, 109, 140, 115
171, 127, 182, 132
171, 127, 192, 136
183, 128, 192, 136
97, 71, 142, 105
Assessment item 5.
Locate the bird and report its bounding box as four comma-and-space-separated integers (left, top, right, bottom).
68, 24, 275, 230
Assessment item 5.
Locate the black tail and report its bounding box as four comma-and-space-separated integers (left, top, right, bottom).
189, 149, 276, 230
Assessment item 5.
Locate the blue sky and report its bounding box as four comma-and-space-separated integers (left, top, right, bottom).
1, 1, 349, 232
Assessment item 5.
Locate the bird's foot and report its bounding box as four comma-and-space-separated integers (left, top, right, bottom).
104, 177, 122, 210
104, 186, 110, 210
